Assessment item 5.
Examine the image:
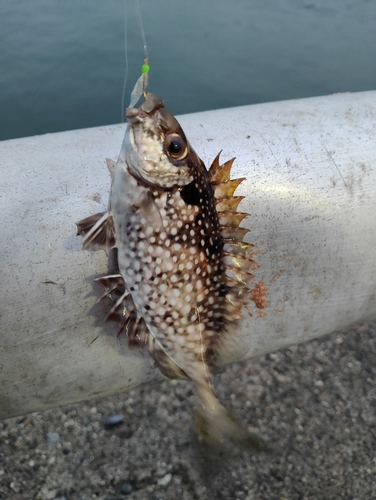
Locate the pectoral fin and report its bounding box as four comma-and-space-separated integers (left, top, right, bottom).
106, 158, 116, 178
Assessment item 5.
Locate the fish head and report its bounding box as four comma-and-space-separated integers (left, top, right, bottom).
124, 93, 204, 189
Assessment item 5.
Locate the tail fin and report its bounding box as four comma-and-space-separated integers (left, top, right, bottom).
194, 383, 267, 452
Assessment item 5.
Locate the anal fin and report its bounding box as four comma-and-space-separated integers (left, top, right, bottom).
95, 274, 149, 349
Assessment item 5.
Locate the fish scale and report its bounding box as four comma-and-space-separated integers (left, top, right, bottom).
121, 173, 228, 379
77, 93, 266, 450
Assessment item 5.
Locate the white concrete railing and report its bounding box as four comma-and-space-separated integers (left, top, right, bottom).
1, 91, 376, 419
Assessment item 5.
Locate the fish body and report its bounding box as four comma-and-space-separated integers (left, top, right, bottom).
77, 93, 264, 450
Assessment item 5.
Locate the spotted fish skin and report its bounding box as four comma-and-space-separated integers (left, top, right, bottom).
77, 93, 265, 450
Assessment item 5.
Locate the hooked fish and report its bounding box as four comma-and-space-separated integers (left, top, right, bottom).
77, 93, 265, 450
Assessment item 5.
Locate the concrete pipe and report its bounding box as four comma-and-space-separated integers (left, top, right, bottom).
1, 91, 375, 419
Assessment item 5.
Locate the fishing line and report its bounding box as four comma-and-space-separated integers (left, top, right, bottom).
135, 0, 149, 63
120, 1, 129, 123
121, 0, 150, 121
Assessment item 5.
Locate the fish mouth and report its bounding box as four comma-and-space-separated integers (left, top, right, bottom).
126, 93, 164, 125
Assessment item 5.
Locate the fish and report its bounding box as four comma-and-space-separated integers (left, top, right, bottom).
77, 93, 265, 451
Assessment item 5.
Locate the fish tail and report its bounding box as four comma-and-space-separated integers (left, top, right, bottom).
193, 383, 267, 452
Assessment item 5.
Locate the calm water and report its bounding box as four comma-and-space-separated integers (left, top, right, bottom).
1, 0, 376, 141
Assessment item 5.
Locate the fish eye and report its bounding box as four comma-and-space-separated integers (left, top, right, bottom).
169, 140, 182, 154
164, 133, 188, 160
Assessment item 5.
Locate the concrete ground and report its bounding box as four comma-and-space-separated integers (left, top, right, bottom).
1, 321, 376, 500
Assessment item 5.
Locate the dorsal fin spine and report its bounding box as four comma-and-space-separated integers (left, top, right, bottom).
208, 151, 261, 348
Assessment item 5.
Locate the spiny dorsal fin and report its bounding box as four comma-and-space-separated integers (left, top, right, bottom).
218, 212, 248, 227
223, 254, 258, 273
208, 152, 267, 371
214, 177, 246, 199
221, 226, 249, 240
210, 157, 236, 185
223, 241, 254, 256
216, 196, 245, 213
76, 211, 115, 252
208, 150, 222, 173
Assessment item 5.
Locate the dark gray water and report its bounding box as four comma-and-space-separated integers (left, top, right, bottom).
1, 0, 376, 141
